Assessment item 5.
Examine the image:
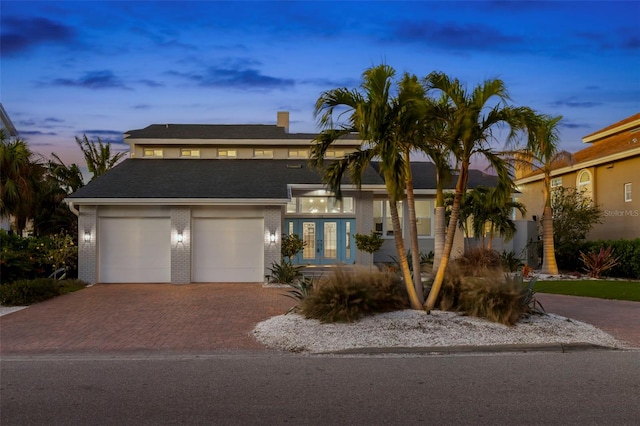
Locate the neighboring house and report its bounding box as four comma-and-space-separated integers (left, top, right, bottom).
68, 112, 497, 284
0, 103, 19, 232
514, 113, 640, 242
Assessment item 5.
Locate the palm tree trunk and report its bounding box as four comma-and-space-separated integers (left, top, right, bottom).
540, 179, 559, 274
389, 200, 422, 310
425, 162, 468, 310
433, 205, 445, 271
404, 150, 424, 304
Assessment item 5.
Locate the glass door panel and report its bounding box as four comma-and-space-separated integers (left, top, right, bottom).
302, 222, 316, 260
323, 222, 337, 259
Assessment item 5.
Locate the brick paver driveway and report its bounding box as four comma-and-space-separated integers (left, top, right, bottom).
0, 284, 294, 355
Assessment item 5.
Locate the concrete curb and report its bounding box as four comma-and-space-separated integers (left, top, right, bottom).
322, 343, 619, 355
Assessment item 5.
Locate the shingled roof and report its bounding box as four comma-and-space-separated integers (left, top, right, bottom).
69, 159, 384, 200
372, 162, 498, 189
124, 124, 359, 141
517, 113, 640, 180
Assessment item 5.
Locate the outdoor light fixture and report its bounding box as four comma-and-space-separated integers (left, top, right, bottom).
270, 233, 276, 244
84, 231, 91, 243
177, 232, 184, 243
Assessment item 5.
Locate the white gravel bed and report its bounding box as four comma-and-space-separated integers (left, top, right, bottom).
0, 306, 28, 317
253, 310, 623, 353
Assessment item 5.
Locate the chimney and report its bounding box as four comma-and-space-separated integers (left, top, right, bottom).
514, 150, 533, 179
277, 111, 289, 133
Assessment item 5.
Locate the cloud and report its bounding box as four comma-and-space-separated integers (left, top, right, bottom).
560, 121, 591, 130
301, 77, 361, 89
44, 117, 65, 123
132, 104, 151, 109
48, 70, 129, 90
79, 130, 125, 145
387, 20, 524, 52
20, 130, 58, 136
551, 98, 603, 108
138, 79, 165, 88
0, 16, 75, 57
169, 63, 295, 90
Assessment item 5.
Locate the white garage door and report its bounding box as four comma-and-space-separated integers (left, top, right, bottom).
99, 217, 171, 283
192, 218, 264, 282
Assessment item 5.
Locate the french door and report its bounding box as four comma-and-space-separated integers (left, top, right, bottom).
285, 219, 355, 265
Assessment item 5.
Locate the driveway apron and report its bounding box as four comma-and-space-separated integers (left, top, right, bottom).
0, 284, 294, 355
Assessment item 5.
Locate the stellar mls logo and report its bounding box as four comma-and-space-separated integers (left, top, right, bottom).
603, 209, 639, 217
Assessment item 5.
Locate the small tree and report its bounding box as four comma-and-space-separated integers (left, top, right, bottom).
281, 233, 305, 261
354, 231, 384, 271
549, 186, 602, 271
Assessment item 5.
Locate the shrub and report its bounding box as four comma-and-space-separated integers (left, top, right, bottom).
0, 278, 86, 306
453, 248, 503, 276
500, 250, 523, 273
281, 234, 306, 260
579, 246, 620, 278
300, 267, 408, 323
438, 266, 541, 326
269, 259, 303, 284
580, 239, 640, 279
283, 277, 315, 314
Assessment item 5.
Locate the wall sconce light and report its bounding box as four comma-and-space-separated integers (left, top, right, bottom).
269, 233, 276, 244
84, 231, 91, 243
177, 232, 184, 243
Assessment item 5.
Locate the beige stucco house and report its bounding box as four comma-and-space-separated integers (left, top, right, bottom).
514, 113, 640, 241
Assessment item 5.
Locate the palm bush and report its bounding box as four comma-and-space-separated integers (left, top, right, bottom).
300, 267, 408, 323
268, 259, 303, 284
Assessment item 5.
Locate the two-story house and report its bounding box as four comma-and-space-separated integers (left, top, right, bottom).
69, 112, 497, 284
514, 113, 640, 241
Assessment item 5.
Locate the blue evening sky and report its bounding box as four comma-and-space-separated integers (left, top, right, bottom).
2, 0, 639, 169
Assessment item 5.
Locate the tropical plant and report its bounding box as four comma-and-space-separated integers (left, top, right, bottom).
517, 114, 573, 275
309, 64, 425, 309
354, 231, 384, 271
424, 72, 528, 310
501, 250, 523, 273
268, 259, 303, 284
579, 246, 620, 278
283, 277, 315, 314
75, 134, 126, 181
0, 131, 45, 235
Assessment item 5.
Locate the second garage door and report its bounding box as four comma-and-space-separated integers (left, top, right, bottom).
192, 218, 264, 282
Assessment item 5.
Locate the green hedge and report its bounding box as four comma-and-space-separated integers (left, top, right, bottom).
0, 278, 87, 306
580, 239, 640, 279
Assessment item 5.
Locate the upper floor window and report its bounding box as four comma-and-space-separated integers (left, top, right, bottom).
577, 170, 593, 201
287, 196, 354, 214
143, 148, 163, 158
218, 149, 236, 158
180, 148, 200, 158
289, 149, 309, 159
551, 177, 562, 188
325, 149, 345, 159
254, 149, 273, 158
625, 183, 632, 202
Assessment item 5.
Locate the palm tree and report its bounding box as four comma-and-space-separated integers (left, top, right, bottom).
521, 114, 571, 275
310, 64, 423, 309
423, 72, 527, 310
48, 153, 84, 194
75, 134, 126, 181
463, 186, 526, 250
0, 130, 44, 235
418, 97, 454, 268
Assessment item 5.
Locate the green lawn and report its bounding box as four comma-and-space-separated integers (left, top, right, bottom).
534, 279, 640, 302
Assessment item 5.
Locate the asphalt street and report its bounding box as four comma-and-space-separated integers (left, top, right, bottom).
2, 350, 639, 425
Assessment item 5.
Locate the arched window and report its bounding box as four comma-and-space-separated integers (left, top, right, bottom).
577, 170, 593, 202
